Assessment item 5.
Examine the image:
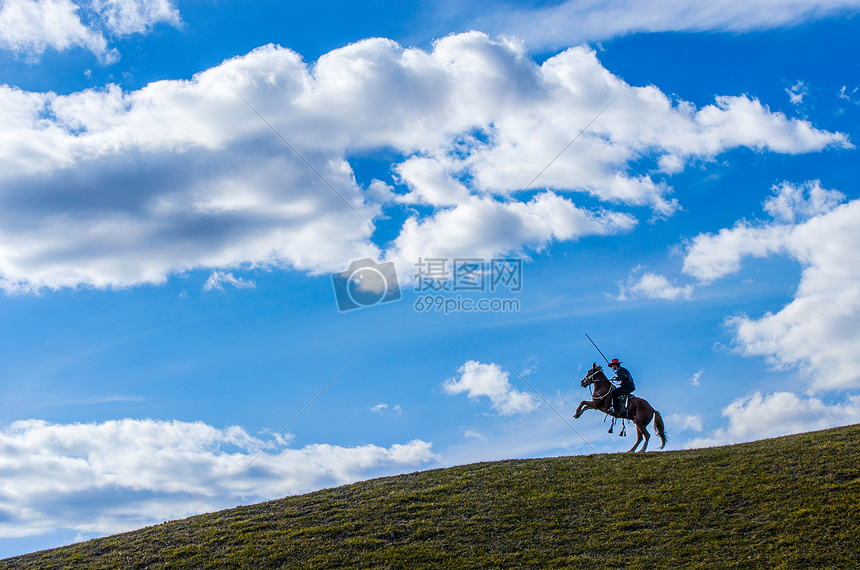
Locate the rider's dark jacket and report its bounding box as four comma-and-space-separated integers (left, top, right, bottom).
612, 366, 635, 394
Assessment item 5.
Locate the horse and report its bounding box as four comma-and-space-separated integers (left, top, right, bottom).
574, 362, 667, 452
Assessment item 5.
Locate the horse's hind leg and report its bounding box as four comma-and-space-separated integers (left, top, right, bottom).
627, 426, 643, 452
638, 425, 651, 453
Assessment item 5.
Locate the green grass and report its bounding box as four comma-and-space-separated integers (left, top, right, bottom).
3, 424, 859, 569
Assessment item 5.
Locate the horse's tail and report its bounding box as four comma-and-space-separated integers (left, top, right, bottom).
653, 410, 667, 450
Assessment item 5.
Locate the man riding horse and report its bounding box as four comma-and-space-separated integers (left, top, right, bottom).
607, 358, 634, 416
575, 361, 666, 452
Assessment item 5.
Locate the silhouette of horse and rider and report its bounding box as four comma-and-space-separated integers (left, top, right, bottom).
574, 359, 666, 453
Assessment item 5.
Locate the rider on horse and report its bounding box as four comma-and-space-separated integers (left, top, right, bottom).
607, 358, 635, 416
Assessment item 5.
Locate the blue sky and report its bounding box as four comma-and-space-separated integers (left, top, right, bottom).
1, 0, 860, 558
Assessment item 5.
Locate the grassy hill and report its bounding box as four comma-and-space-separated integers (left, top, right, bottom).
3, 424, 859, 569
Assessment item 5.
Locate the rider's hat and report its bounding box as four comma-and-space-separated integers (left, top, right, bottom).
609, 358, 621, 366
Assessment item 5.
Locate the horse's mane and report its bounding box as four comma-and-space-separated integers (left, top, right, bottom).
590, 365, 609, 381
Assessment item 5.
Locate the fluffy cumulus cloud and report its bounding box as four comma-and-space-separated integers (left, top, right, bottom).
683, 181, 860, 390
687, 391, 860, 448
91, 0, 180, 36
480, 0, 860, 50
443, 360, 539, 415
387, 193, 638, 280
618, 268, 693, 301
0, 34, 849, 293
0, 0, 111, 61
0, 0, 180, 61
667, 412, 704, 432
0, 418, 436, 538
763, 179, 845, 223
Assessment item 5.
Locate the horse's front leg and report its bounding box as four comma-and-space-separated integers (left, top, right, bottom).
573, 400, 594, 419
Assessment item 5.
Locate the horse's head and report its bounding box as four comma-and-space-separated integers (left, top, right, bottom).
581, 362, 608, 387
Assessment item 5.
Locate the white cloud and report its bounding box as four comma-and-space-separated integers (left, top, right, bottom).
394, 156, 471, 206
480, 0, 860, 51
785, 80, 808, 105
667, 412, 704, 432
387, 193, 637, 280
0, 418, 436, 539
0, 35, 848, 293
686, 391, 860, 447
683, 181, 860, 390
0, 0, 180, 61
682, 223, 790, 283
690, 369, 703, 386
443, 360, 539, 416
763, 179, 845, 223
9, 0, 855, 62
0, 0, 113, 61
365, 179, 396, 205
202, 271, 256, 292
370, 403, 402, 415
90, 0, 180, 36
618, 269, 693, 301
838, 85, 860, 104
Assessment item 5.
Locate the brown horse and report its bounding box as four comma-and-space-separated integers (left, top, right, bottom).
574, 362, 667, 452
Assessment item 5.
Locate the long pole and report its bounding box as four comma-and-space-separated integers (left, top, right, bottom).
584, 333, 610, 366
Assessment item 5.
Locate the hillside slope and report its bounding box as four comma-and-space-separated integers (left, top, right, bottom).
3, 425, 859, 569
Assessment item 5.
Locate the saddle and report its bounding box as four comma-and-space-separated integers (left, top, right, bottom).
611, 394, 631, 419
606, 394, 631, 435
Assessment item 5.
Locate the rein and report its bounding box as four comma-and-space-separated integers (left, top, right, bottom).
584, 368, 613, 400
